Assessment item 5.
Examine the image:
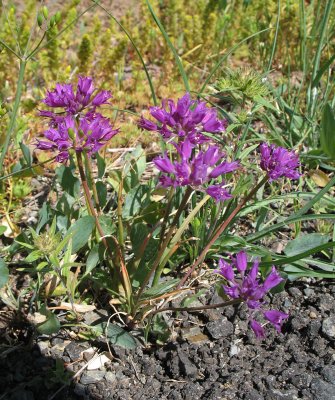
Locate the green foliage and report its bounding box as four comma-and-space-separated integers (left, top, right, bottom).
78, 34, 92, 74
1, 0, 335, 347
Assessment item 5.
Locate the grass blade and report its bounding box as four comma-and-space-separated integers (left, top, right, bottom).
92, 0, 157, 105
146, 0, 190, 92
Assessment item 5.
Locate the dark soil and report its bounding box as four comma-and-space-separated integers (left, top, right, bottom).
1, 279, 335, 400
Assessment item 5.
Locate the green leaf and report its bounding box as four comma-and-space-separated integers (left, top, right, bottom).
0, 226, 6, 236
321, 103, 335, 160
25, 250, 43, 263
56, 165, 80, 197
130, 223, 148, 257
284, 233, 330, 257
20, 142, 32, 166
67, 216, 95, 254
85, 245, 100, 276
253, 95, 278, 112
97, 215, 115, 236
96, 181, 107, 208
146, 0, 189, 91
96, 153, 106, 179
36, 307, 60, 335
122, 185, 147, 219
0, 258, 9, 288
238, 144, 259, 160
140, 278, 180, 300
93, 322, 137, 349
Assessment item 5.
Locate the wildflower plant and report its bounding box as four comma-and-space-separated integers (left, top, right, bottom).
24, 81, 307, 341
1, 1, 335, 352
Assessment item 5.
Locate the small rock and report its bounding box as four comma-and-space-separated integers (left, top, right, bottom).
309, 311, 317, 319
178, 350, 198, 378
182, 326, 209, 344
50, 343, 67, 358
65, 342, 85, 361
304, 288, 314, 297
229, 344, 240, 357
80, 370, 106, 385
206, 318, 234, 339
291, 373, 312, 388
291, 316, 308, 330
288, 287, 302, 298
74, 383, 87, 397
310, 378, 335, 400
87, 354, 111, 370
37, 341, 49, 355
267, 388, 299, 399
284, 299, 292, 308
321, 365, 335, 384
105, 371, 117, 384
322, 317, 335, 340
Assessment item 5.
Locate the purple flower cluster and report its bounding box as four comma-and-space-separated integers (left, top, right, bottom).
139, 93, 227, 144
36, 76, 118, 162
154, 139, 239, 201
140, 93, 237, 202
42, 76, 111, 115
216, 251, 289, 338
260, 143, 300, 181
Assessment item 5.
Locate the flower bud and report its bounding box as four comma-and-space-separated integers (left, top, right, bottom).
42, 6, 49, 19
49, 15, 55, 27
37, 14, 43, 27
55, 11, 61, 24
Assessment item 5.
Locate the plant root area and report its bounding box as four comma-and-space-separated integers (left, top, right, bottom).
1, 279, 335, 400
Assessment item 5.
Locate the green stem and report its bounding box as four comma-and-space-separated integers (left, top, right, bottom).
177, 176, 268, 289
84, 153, 101, 214
76, 151, 132, 305
0, 39, 22, 59
136, 187, 193, 301
0, 59, 27, 174
159, 187, 175, 246
117, 180, 124, 248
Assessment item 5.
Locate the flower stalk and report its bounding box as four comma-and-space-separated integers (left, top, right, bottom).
178, 175, 269, 288
0, 59, 27, 174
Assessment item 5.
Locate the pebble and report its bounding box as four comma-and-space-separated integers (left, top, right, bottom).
80, 370, 106, 385
65, 342, 85, 361
288, 287, 302, 298
105, 371, 117, 384
206, 318, 234, 339
309, 311, 317, 319
322, 317, 335, 340
310, 378, 335, 400
229, 344, 241, 357
178, 350, 198, 378
74, 383, 87, 397
37, 341, 49, 355
321, 365, 335, 384
304, 288, 314, 297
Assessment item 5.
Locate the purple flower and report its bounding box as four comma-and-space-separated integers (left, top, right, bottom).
215, 251, 288, 338
263, 310, 289, 333
36, 114, 118, 162
42, 76, 112, 117
139, 93, 227, 145
153, 140, 239, 201
36, 77, 117, 162
259, 143, 300, 181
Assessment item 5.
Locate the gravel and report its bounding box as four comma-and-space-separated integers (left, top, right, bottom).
1, 280, 335, 399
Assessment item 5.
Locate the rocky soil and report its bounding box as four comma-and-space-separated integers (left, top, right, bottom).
1, 279, 335, 400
